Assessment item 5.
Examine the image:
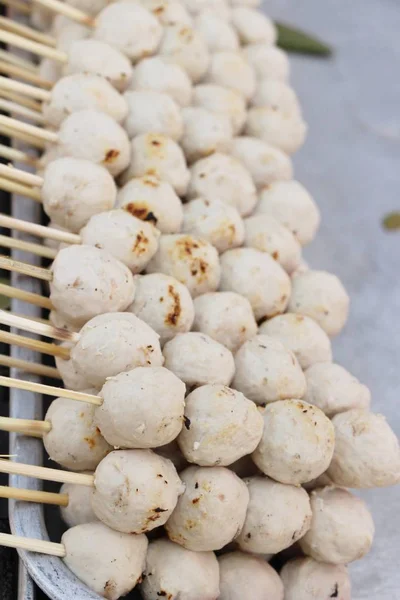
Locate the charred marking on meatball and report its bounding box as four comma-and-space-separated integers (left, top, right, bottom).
165, 285, 181, 326
104, 149, 120, 163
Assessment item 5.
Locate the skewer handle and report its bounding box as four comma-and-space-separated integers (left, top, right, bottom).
0, 115, 58, 144
0, 15, 57, 48
0, 416, 51, 435
0, 256, 52, 281
0, 330, 70, 359
0, 532, 66, 557
0, 145, 38, 167
0, 458, 95, 486
0, 234, 57, 260
0, 283, 53, 310
0, 99, 45, 125
0, 31, 68, 64
0, 164, 43, 187
0, 49, 38, 73
0, 75, 51, 102
0, 61, 53, 89
0, 310, 80, 343
0, 376, 103, 406
32, 0, 94, 26
0, 214, 81, 245
0, 354, 61, 379
0, 485, 69, 507
0, 124, 47, 149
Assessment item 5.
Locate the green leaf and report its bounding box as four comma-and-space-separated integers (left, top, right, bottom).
382, 212, 400, 231
0, 276, 10, 310
276, 22, 332, 57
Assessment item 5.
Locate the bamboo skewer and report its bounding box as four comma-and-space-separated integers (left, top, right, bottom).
0, 355, 61, 379
0, 331, 70, 359
0, 416, 51, 435
0, 234, 57, 259
0, 165, 42, 187
0, 16, 57, 48
0, 61, 53, 90
0, 99, 45, 125
0, 31, 68, 64
0, 0, 33, 16
0, 177, 43, 202
0, 49, 38, 74
0, 256, 52, 281
33, 0, 94, 26
0, 485, 69, 507
0, 115, 58, 144
0, 283, 53, 310
0, 532, 66, 557
0, 457, 95, 486
0, 145, 38, 167
0, 310, 80, 343
0, 89, 42, 112
0, 376, 102, 406
0, 75, 50, 102
0, 214, 80, 245
0, 125, 47, 150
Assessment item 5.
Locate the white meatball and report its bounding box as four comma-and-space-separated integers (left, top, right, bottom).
49, 311, 80, 334
188, 153, 257, 217
205, 51, 256, 101
219, 552, 284, 600
231, 8, 277, 45
280, 557, 352, 600
163, 332, 235, 387
231, 136, 293, 189
243, 44, 290, 82
255, 180, 320, 246
117, 175, 183, 234
44, 397, 111, 471
237, 477, 312, 554
120, 133, 190, 197
91, 449, 183, 533
140, 0, 193, 26
60, 479, 98, 527
288, 270, 350, 337
299, 486, 374, 564
165, 466, 249, 551
65, 39, 133, 92
230, 0, 261, 5
53, 19, 90, 53
178, 384, 263, 466
71, 312, 163, 388
251, 80, 301, 113
192, 84, 246, 135
141, 539, 219, 600
129, 273, 194, 344
259, 314, 333, 370
80, 209, 159, 273
57, 109, 130, 177
62, 522, 148, 600
244, 214, 302, 273
41, 157, 116, 233
65, 0, 110, 16
129, 57, 193, 107
93, 2, 162, 62
39, 58, 63, 86
55, 353, 93, 392
95, 367, 184, 448
304, 363, 371, 417
220, 248, 291, 320
253, 400, 335, 485
159, 24, 210, 83
181, 107, 233, 163
147, 234, 221, 297
183, 198, 244, 253
328, 409, 400, 488
193, 291, 257, 352
182, 0, 230, 19
232, 335, 306, 405
50, 246, 135, 327
195, 12, 239, 52
42, 74, 128, 129
123, 90, 183, 141
246, 107, 307, 154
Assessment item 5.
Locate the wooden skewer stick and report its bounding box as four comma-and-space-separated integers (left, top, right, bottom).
0, 99, 45, 125
0, 214, 80, 245
0, 16, 57, 48
0, 144, 38, 167
0, 376, 102, 406
0, 0, 32, 16
0, 485, 69, 507
0, 354, 61, 379
0, 457, 95, 486
0, 31, 68, 64
0, 330, 70, 359
0, 115, 58, 144
33, 0, 94, 26
0, 416, 51, 435
0, 256, 52, 281
0, 283, 53, 310
0, 234, 57, 260
0, 75, 50, 102
0, 532, 66, 557
0, 165, 42, 187
0, 125, 47, 150
0, 310, 80, 343
0, 89, 42, 112
0, 49, 38, 74
0, 61, 53, 90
